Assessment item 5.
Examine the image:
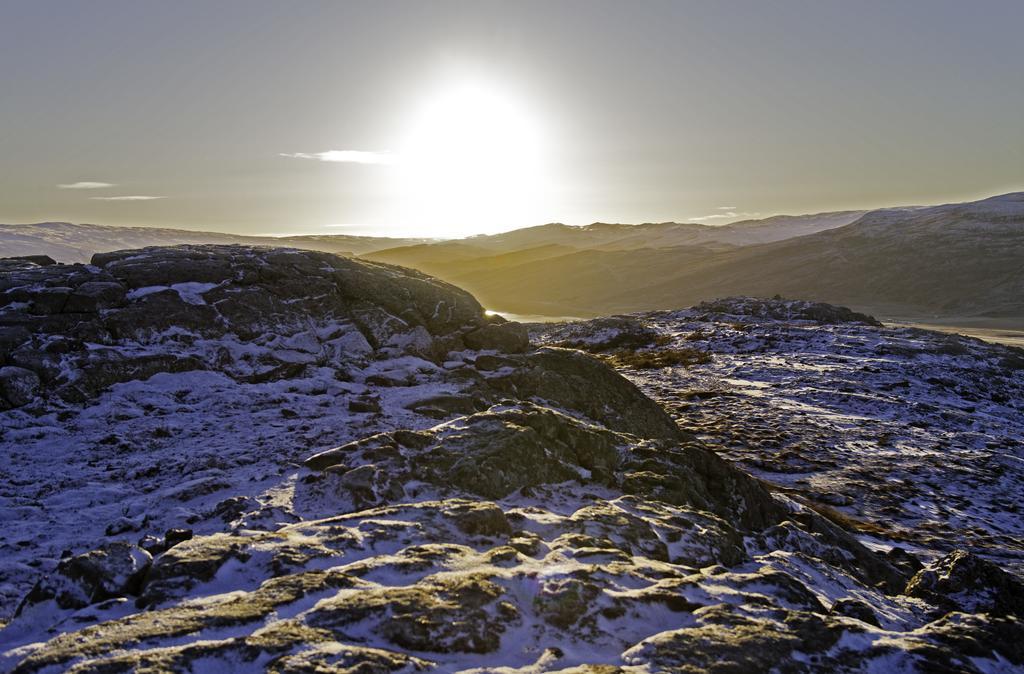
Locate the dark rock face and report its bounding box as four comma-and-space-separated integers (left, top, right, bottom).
62, 281, 126, 313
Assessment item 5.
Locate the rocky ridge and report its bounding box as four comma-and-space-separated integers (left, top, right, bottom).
536, 297, 1024, 570
0, 250, 1021, 672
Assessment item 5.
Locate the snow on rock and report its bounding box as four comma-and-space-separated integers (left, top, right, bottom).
1, 260, 1022, 673
535, 296, 1024, 572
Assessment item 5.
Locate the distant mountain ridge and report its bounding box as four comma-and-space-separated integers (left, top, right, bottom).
4, 193, 1022, 324
605, 192, 1024, 321
362, 210, 868, 283
0, 209, 867, 266
0, 222, 433, 263
369, 192, 1024, 325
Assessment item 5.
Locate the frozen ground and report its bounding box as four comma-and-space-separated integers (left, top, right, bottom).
535, 297, 1024, 573
2, 250, 1022, 672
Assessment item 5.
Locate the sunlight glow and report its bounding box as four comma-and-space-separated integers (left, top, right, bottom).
393, 80, 551, 237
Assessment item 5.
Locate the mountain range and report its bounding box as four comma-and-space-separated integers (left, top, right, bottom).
0, 222, 431, 263
365, 193, 1024, 324
3, 192, 1022, 325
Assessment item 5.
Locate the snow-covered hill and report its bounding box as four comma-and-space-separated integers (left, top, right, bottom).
1, 251, 1022, 672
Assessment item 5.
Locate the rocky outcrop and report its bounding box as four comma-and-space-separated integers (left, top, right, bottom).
693, 296, 883, 326
481, 347, 683, 439
18, 542, 151, 612
905, 549, 1024, 617
0, 246, 498, 405
7, 394, 1017, 672
2, 251, 1021, 673
534, 298, 1024, 571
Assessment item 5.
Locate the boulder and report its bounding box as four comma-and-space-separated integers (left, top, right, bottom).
0, 326, 31, 361
830, 598, 881, 626
2, 255, 57, 267
0, 365, 41, 407
904, 549, 1024, 617
463, 321, 530, 353
28, 287, 72, 315
489, 347, 683, 440
63, 281, 127, 313
19, 542, 152, 611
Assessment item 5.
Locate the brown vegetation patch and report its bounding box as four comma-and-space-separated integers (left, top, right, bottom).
603, 347, 712, 369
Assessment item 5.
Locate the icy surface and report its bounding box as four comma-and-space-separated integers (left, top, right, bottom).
536, 297, 1024, 571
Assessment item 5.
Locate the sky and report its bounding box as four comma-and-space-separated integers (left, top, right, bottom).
1, 0, 1022, 238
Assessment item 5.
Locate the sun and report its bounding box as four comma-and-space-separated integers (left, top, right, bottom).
394, 80, 550, 237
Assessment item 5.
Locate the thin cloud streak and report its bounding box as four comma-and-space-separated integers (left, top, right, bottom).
280, 150, 395, 164
89, 195, 165, 201
690, 210, 761, 222
58, 181, 114, 189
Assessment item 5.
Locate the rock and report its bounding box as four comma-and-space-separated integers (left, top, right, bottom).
105, 516, 144, 536
165, 528, 194, 549
0, 245, 496, 402
546, 316, 661, 352
140, 533, 254, 607
694, 296, 883, 326
830, 598, 881, 626
619, 439, 790, 533
489, 347, 683, 439
0, 365, 41, 407
472, 353, 521, 370
0, 325, 31, 360
19, 542, 152, 611
348, 395, 381, 413
404, 394, 480, 418
308, 573, 513, 654
138, 535, 166, 556
63, 281, 126, 313
625, 604, 854, 672
442, 501, 511, 537
463, 321, 530, 353
534, 577, 600, 629
885, 546, 924, 576
28, 287, 71, 315
904, 549, 1024, 617
3, 255, 57, 267
411, 404, 621, 500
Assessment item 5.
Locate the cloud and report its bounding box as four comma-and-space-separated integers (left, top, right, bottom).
690, 210, 761, 223
89, 195, 165, 201
58, 181, 114, 189
280, 150, 395, 164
